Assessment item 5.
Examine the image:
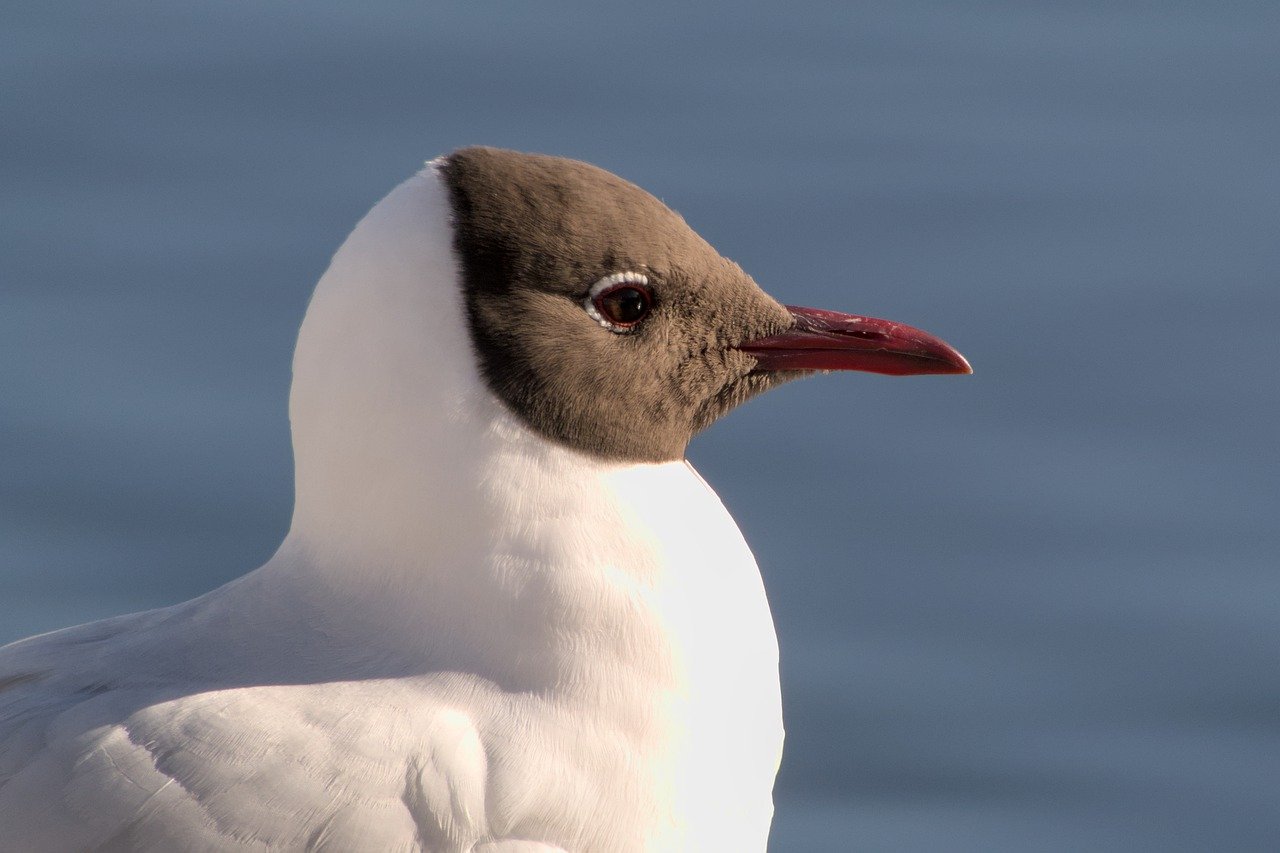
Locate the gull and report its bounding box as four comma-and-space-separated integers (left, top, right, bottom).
0, 147, 969, 851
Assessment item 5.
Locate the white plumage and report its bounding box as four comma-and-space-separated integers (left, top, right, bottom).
0, 164, 784, 850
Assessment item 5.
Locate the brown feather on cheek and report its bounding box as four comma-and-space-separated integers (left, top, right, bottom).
445, 146, 794, 463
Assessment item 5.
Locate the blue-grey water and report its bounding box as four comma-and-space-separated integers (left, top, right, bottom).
3, 2, 1278, 850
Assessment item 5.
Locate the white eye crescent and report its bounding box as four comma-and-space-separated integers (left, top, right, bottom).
583, 272, 654, 333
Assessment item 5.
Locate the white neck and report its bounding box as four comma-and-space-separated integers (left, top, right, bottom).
229, 164, 783, 845
271, 165, 761, 700
287, 162, 492, 558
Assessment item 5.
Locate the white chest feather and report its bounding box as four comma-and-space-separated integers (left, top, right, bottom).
282, 435, 785, 849
0, 163, 785, 851
474, 453, 785, 848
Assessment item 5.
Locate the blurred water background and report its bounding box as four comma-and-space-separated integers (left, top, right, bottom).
3, 2, 1279, 850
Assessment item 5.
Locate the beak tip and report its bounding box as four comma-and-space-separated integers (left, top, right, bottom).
738, 305, 973, 378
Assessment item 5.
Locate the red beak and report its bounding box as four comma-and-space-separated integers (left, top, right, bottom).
737, 305, 972, 376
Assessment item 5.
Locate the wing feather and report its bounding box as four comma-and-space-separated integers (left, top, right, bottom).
0, 652, 496, 851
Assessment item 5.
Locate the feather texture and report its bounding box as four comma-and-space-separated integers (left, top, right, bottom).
0, 164, 783, 850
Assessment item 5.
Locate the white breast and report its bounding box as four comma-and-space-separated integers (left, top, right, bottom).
0, 161, 784, 851
0, 448, 782, 851
599, 461, 785, 850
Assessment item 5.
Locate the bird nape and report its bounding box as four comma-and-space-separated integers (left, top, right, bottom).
0, 147, 968, 852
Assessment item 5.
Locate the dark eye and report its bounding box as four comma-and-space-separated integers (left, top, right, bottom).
584, 273, 655, 332
595, 285, 652, 326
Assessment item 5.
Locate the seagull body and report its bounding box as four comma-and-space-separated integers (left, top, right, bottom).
0, 149, 968, 850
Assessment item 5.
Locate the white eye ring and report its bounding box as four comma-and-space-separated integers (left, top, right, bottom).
583, 271, 651, 333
